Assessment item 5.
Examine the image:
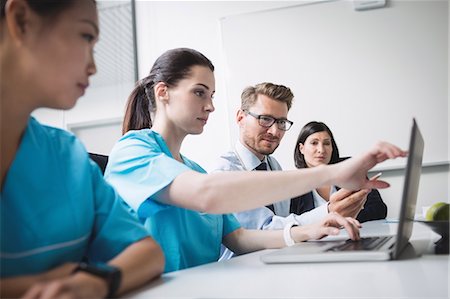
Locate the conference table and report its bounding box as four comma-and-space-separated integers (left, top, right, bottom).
126, 220, 449, 298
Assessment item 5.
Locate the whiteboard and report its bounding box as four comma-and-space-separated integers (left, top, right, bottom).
220, 0, 448, 170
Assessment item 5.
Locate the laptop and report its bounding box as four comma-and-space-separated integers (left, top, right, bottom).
261, 118, 424, 263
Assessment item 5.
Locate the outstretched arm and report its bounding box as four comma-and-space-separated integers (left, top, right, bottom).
161, 141, 406, 214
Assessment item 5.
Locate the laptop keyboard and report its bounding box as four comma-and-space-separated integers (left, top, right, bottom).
327, 236, 392, 252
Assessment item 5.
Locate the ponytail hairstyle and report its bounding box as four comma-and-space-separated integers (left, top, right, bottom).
293, 121, 340, 169
122, 48, 215, 134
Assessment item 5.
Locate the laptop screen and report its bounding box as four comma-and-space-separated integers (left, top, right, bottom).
393, 119, 424, 258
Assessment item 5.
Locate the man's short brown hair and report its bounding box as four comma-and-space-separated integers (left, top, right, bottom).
241, 82, 294, 111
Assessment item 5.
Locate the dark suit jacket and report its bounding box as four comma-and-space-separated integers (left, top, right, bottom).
290, 188, 387, 223
290, 157, 387, 223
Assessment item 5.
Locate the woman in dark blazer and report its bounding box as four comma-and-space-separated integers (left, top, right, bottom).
290, 121, 387, 223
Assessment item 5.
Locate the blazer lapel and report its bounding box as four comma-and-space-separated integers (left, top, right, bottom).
290, 192, 315, 214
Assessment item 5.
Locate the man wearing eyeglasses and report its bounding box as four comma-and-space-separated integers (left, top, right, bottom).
211, 82, 303, 259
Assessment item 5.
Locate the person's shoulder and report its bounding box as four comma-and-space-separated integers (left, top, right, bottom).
32, 117, 76, 142
120, 128, 155, 143
30, 117, 85, 153
114, 129, 160, 151
107, 129, 159, 169
181, 156, 206, 173
28, 118, 92, 172
218, 150, 238, 165
210, 150, 242, 172
267, 155, 283, 170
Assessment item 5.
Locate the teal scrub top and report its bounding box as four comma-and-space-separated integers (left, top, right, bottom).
105, 129, 241, 273
0, 117, 149, 277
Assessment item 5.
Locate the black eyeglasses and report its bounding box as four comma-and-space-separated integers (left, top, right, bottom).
244, 110, 294, 131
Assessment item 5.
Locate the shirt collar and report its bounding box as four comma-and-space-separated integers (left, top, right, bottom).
235, 140, 268, 170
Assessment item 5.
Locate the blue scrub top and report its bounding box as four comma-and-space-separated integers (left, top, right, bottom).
0, 117, 149, 277
105, 129, 241, 273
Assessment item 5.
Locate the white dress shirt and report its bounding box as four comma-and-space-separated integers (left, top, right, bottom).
211, 140, 300, 260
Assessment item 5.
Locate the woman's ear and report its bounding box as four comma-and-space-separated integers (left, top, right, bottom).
154, 82, 169, 103
298, 143, 305, 154
4, 0, 34, 44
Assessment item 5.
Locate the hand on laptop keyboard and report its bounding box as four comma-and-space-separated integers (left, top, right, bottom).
292, 212, 362, 242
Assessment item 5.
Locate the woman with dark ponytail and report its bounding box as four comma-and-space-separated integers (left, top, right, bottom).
122, 77, 154, 134
122, 48, 214, 134
105, 48, 406, 273
1, 0, 164, 297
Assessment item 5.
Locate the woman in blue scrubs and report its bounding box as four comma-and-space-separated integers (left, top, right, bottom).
105, 48, 407, 273
0, 0, 164, 297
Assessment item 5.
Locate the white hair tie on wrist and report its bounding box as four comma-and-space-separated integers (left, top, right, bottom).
283, 222, 298, 247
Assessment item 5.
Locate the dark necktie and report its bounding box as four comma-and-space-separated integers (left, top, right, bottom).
254, 162, 267, 171
253, 162, 275, 213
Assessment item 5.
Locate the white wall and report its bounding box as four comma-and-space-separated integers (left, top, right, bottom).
35, 0, 449, 218
221, 0, 448, 170
135, 1, 299, 170
135, 0, 449, 218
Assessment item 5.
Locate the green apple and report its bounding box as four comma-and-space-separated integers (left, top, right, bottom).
425, 202, 450, 221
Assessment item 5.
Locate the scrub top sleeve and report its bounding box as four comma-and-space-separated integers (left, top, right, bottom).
105, 134, 192, 217
222, 213, 241, 236
87, 160, 150, 263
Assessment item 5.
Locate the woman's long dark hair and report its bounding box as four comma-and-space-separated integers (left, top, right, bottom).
293, 121, 340, 169
122, 48, 214, 134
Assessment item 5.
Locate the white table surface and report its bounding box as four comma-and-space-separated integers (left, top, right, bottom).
125, 220, 449, 298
